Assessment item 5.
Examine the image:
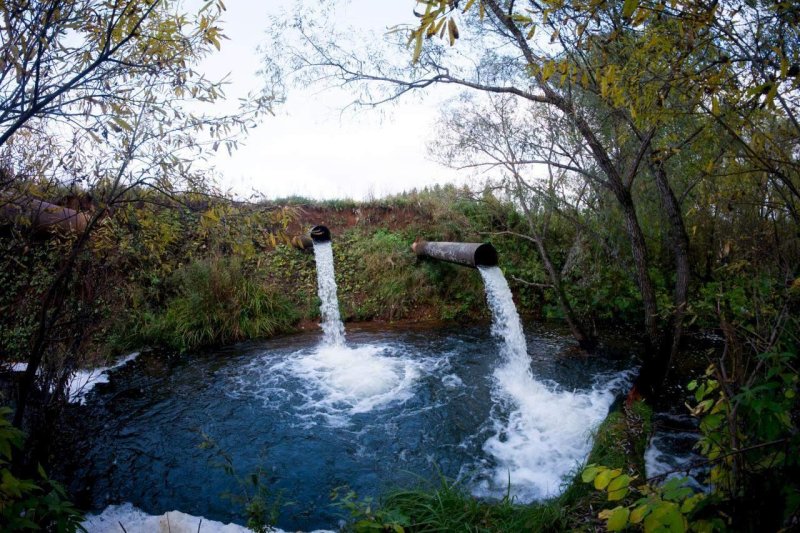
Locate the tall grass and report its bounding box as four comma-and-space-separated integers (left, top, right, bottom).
129, 256, 298, 352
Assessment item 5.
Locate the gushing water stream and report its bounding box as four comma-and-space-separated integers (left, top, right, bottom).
312, 241, 346, 346
476, 266, 629, 500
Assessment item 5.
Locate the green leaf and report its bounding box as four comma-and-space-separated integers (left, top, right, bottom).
411, 32, 423, 63
644, 502, 686, 533
582, 464, 601, 483
110, 116, 133, 132
622, 0, 639, 18
680, 493, 704, 514
660, 476, 689, 494
600, 506, 630, 531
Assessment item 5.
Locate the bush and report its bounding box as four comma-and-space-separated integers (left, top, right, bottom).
0, 408, 84, 531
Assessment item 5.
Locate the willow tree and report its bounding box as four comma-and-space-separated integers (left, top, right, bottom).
432, 93, 600, 349
262, 0, 798, 397
1, 0, 275, 429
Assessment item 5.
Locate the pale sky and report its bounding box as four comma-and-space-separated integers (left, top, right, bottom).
195, 0, 464, 200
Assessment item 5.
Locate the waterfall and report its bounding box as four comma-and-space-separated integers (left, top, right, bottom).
478, 266, 531, 375
312, 241, 346, 346
476, 266, 626, 501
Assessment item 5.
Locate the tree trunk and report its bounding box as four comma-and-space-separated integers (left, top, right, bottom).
617, 188, 660, 348
533, 234, 597, 350
513, 177, 597, 350
654, 165, 691, 383
13, 206, 106, 428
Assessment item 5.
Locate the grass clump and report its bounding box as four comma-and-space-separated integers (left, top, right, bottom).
338, 477, 571, 533
128, 256, 299, 352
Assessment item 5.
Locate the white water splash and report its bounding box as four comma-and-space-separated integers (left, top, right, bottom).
287, 344, 432, 424
232, 343, 439, 427
312, 241, 346, 346
68, 352, 140, 404
476, 266, 629, 501
6, 352, 140, 404
645, 414, 707, 492
83, 502, 333, 533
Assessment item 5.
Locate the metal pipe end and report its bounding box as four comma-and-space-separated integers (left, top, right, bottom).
310, 225, 331, 243
474, 243, 498, 267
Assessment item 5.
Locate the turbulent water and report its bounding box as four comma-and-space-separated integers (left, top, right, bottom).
312, 241, 346, 346
645, 413, 707, 492
476, 266, 631, 500
69, 325, 634, 531
230, 342, 440, 427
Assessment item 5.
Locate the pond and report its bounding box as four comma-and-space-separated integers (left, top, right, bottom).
65, 322, 634, 531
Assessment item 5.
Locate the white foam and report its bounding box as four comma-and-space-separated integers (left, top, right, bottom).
645, 431, 707, 492
68, 352, 140, 404
442, 374, 463, 388
281, 343, 432, 425
83, 502, 334, 533
312, 241, 346, 346
476, 267, 629, 501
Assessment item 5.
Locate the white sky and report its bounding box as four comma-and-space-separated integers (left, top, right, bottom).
195, 0, 464, 200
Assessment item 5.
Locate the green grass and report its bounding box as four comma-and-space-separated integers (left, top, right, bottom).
125, 256, 300, 352
340, 401, 653, 532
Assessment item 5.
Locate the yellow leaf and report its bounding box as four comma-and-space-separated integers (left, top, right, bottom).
630, 504, 649, 523
599, 506, 630, 531
594, 468, 619, 490
447, 18, 459, 46
412, 32, 423, 63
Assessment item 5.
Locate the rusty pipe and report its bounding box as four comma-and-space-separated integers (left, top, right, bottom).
0, 195, 89, 233
310, 225, 331, 243
412, 240, 498, 268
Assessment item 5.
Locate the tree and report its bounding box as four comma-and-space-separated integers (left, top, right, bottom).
433, 93, 598, 349
261, 0, 678, 395
1, 0, 275, 429
261, 0, 799, 397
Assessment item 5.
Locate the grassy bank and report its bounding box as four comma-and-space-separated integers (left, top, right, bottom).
1, 185, 675, 364
336, 401, 653, 532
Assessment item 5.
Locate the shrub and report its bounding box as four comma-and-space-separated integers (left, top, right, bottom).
0, 408, 84, 531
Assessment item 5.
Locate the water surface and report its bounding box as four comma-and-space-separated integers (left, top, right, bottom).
68, 324, 633, 531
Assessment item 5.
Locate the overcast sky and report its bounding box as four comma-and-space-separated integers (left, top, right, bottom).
194, 0, 465, 200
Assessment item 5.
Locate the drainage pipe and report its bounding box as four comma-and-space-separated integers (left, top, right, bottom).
310, 225, 331, 243
0, 195, 89, 233
411, 240, 498, 268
